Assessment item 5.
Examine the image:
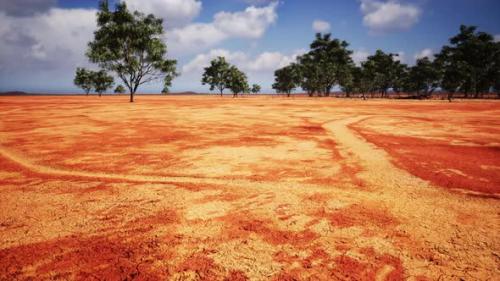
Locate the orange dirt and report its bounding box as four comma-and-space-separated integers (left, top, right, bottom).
0, 96, 498, 280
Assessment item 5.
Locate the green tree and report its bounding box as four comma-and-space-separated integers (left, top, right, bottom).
295, 34, 354, 97
434, 46, 465, 101
202, 56, 232, 97
227, 66, 248, 98
92, 70, 114, 97
114, 84, 125, 94
297, 53, 320, 96
435, 25, 500, 99
251, 84, 261, 94
272, 64, 301, 97
74, 68, 94, 96
363, 50, 406, 98
162, 62, 179, 95
404, 57, 440, 98
86, 0, 177, 102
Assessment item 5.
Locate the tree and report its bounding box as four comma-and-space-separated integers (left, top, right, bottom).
272, 64, 301, 97
297, 53, 321, 96
74, 68, 94, 96
300, 33, 354, 96
363, 50, 406, 98
114, 84, 125, 94
435, 25, 500, 99
162, 62, 179, 95
404, 57, 440, 98
202, 56, 232, 96
251, 84, 261, 94
227, 66, 248, 98
86, 0, 178, 102
92, 70, 114, 97
434, 46, 465, 101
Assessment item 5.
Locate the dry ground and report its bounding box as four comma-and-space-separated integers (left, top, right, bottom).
0, 96, 498, 281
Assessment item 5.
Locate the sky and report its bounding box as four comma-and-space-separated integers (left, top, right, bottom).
0, 0, 499, 94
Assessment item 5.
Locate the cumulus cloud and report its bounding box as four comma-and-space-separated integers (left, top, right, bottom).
214, 3, 278, 38
395, 51, 406, 63
122, 0, 202, 28
182, 48, 303, 74
414, 48, 434, 61
168, 2, 278, 55
360, 0, 421, 34
312, 20, 331, 33
0, 0, 56, 17
351, 49, 370, 66
0, 8, 96, 72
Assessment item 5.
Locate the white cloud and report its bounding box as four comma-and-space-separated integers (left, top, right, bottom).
182, 48, 304, 74
168, 23, 228, 54
351, 49, 370, 66
122, 0, 202, 28
214, 3, 278, 38
360, 0, 421, 34
0, 8, 96, 72
312, 20, 331, 33
0, 8, 97, 91
395, 51, 406, 63
182, 49, 247, 74
494, 34, 500, 42
168, 2, 278, 55
414, 48, 434, 61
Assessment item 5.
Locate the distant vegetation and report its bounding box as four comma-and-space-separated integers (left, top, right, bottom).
73, 1, 498, 101
272, 25, 500, 101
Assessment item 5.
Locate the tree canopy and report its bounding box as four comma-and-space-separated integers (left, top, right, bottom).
201, 57, 232, 96
272, 63, 301, 97
74, 68, 94, 95
86, 0, 177, 102
114, 85, 125, 94
434, 25, 500, 99
251, 84, 261, 94
227, 66, 249, 97
92, 70, 114, 97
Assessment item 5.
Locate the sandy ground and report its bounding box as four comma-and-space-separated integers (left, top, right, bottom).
0, 96, 498, 280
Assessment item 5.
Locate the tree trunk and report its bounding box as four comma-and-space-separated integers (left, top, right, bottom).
220, 89, 223, 97
130, 91, 134, 103
448, 92, 453, 102
98, 92, 102, 97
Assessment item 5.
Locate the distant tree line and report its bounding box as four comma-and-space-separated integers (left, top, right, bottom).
74, 1, 498, 102
272, 25, 500, 101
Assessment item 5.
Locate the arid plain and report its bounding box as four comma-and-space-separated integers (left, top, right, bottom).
0, 96, 498, 280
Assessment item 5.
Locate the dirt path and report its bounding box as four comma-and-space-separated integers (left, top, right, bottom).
323, 116, 499, 280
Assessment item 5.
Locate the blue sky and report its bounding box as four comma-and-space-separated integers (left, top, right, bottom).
0, 0, 499, 93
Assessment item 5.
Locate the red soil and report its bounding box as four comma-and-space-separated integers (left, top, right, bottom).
355, 131, 500, 195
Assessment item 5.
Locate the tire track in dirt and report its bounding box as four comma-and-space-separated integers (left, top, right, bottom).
0, 145, 234, 186
322, 116, 500, 280
323, 116, 431, 190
